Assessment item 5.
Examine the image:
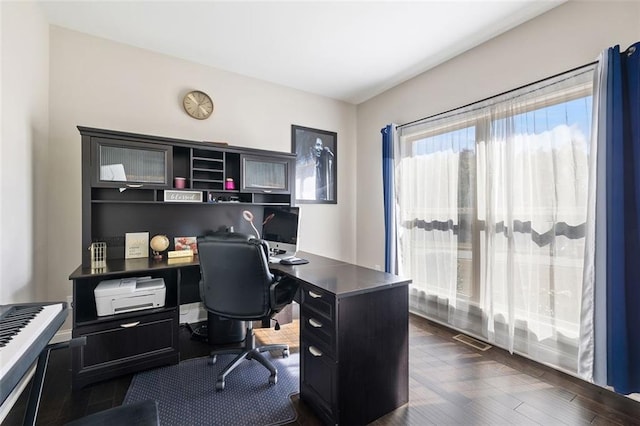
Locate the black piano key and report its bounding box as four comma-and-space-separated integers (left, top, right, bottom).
0, 328, 19, 336
1, 306, 42, 318
2, 306, 42, 318
5, 308, 42, 320
0, 319, 32, 331
3, 313, 38, 322
0, 304, 49, 348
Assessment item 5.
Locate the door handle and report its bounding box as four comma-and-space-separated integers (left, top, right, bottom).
126, 184, 143, 188
120, 321, 140, 328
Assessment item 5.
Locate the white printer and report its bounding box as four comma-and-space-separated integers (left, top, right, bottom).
94, 276, 166, 316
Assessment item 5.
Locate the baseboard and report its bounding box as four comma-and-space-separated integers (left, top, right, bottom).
52, 328, 72, 344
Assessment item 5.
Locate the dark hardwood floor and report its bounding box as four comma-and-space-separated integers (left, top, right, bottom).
4, 314, 640, 425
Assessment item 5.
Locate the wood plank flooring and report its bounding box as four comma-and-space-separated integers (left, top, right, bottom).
4, 314, 640, 425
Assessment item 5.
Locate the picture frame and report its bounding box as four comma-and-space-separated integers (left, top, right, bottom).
291, 125, 337, 204
174, 236, 198, 254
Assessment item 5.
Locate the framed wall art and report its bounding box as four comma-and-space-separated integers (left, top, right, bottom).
291, 125, 337, 204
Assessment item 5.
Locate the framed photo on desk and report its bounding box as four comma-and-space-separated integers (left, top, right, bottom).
292, 125, 337, 204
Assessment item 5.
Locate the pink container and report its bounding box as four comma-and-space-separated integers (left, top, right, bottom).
174, 177, 186, 189
225, 178, 235, 190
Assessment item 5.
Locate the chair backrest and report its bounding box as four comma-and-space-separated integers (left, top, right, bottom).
197, 232, 275, 320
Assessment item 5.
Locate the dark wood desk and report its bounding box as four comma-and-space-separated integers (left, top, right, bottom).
69, 251, 410, 425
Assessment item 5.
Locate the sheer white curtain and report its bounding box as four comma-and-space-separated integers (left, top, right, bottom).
397, 119, 474, 313
398, 66, 595, 373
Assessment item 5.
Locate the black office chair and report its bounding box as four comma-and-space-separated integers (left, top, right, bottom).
197, 232, 298, 391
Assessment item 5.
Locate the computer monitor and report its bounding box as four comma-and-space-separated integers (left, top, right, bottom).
261, 206, 300, 259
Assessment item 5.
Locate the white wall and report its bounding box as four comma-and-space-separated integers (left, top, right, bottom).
0, 1, 50, 304
47, 27, 357, 318
355, 0, 640, 270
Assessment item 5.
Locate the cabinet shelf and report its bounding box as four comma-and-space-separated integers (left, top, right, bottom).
193, 160, 223, 170
192, 167, 223, 172
192, 178, 223, 184
192, 157, 223, 162
92, 200, 165, 204
192, 149, 223, 160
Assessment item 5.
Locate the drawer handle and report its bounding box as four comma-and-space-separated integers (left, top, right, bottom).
120, 321, 140, 328
308, 318, 323, 328
309, 346, 323, 357
262, 190, 272, 193
308, 291, 322, 299
126, 184, 143, 188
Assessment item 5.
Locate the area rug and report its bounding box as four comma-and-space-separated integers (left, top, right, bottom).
123, 353, 299, 426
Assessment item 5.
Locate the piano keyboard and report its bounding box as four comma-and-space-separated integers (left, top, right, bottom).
0, 302, 67, 420
0, 305, 44, 347
0, 303, 63, 381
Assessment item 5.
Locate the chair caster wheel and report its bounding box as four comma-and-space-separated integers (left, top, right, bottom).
282, 349, 289, 358
269, 374, 277, 385
209, 355, 217, 365
215, 380, 225, 391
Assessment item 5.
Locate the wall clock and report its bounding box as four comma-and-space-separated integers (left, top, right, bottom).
182, 90, 214, 120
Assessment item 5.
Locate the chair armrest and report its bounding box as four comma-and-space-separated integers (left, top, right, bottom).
269, 275, 299, 312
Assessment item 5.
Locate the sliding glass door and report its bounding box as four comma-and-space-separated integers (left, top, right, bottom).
398, 66, 594, 373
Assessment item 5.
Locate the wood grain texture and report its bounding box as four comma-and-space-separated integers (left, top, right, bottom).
5, 314, 640, 425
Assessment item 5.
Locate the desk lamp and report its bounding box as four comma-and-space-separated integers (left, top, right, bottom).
242, 210, 260, 238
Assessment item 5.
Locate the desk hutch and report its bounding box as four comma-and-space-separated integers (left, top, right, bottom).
69, 127, 410, 425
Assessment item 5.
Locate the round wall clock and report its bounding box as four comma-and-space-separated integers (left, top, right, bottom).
182, 90, 214, 120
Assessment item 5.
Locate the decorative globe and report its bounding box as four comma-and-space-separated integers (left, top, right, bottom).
150, 234, 170, 259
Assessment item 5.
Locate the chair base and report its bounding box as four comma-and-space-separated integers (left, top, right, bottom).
208, 324, 289, 391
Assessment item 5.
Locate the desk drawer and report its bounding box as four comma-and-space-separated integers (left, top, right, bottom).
72, 310, 179, 388
80, 318, 175, 367
300, 285, 334, 322
301, 308, 334, 355
300, 339, 337, 423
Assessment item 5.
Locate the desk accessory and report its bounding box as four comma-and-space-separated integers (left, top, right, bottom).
125, 232, 149, 259
174, 177, 186, 188
174, 236, 197, 254
163, 190, 203, 203
242, 210, 260, 238
150, 234, 170, 260
89, 242, 107, 268
279, 257, 309, 265
167, 256, 194, 265
167, 249, 193, 258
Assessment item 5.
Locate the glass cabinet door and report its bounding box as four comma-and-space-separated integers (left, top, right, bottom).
93, 138, 173, 188
241, 155, 290, 193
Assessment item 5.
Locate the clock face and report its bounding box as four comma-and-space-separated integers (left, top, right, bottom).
183, 90, 214, 120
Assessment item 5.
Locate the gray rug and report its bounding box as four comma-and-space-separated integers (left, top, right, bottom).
123, 353, 299, 426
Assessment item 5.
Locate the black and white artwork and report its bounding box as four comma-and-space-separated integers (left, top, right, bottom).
291, 125, 337, 204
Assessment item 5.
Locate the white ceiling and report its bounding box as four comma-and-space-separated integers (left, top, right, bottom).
37, 0, 564, 104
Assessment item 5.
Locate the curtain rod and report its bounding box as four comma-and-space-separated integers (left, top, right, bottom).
396, 60, 598, 130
